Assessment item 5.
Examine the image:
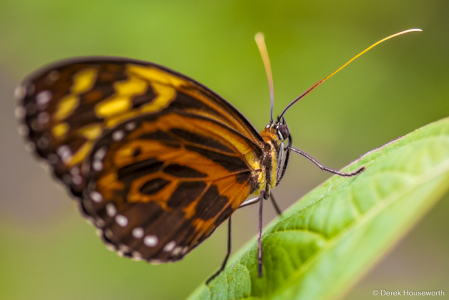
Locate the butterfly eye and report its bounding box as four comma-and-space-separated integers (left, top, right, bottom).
277, 124, 289, 140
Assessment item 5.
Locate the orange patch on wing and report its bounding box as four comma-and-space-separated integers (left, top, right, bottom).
94, 112, 258, 216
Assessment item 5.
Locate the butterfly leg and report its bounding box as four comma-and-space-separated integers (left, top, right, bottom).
269, 192, 282, 216
239, 196, 260, 208
239, 193, 282, 217
206, 216, 232, 285
289, 146, 365, 177
257, 190, 265, 277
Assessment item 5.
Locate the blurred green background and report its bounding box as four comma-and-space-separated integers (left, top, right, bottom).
1, 1, 448, 299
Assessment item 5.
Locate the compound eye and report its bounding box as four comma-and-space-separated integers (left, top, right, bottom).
277, 124, 289, 140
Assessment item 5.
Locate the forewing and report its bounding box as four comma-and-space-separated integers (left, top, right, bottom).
17, 57, 263, 197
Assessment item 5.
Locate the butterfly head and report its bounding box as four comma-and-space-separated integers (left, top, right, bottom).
265, 117, 290, 142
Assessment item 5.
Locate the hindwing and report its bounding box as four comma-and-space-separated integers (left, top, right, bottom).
82, 111, 261, 261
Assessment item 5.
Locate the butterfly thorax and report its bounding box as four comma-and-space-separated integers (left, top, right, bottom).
259, 126, 283, 193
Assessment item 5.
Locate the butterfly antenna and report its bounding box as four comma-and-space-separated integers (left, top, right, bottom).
278, 28, 422, 119
255, 33, 275, 123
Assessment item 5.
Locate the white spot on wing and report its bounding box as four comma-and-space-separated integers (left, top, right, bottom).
17, 124, 29, 136
172, 246, 182, 256
131, 251, 143, 261
15, 106, 25, 119
70, 167, 82, 184
106, 203, 116, 217
90, 191, 103, 203
70, 167, 80, 175
95, 219, 105, 227
104, 229, 114, 239
37, 112, 50, 124
14, 85, 26, 99
119, 244, 130, 252
36, 91, 52, 106
112, 130, 124, 141
144, 235, 158, 247
163, 241, 176, 252
92, 161, 103, 171
115, 215, 128, 227
125, 122, 136, 131
149, 259, 163, 265
94, 147, 107, 160
72, 176, 82, 185
57, 145, 71, 162
132, 227, 144, 239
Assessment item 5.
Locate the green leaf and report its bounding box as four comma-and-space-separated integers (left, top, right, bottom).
188, 117, 449, 300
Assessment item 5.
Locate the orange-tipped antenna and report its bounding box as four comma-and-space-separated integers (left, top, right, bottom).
255, 32, 275, 122
278, 28, 422, 119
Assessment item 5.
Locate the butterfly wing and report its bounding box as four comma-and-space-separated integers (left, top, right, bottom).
17, 57, 264, 262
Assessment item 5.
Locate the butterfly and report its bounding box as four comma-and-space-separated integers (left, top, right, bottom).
15, 29, 419, 283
